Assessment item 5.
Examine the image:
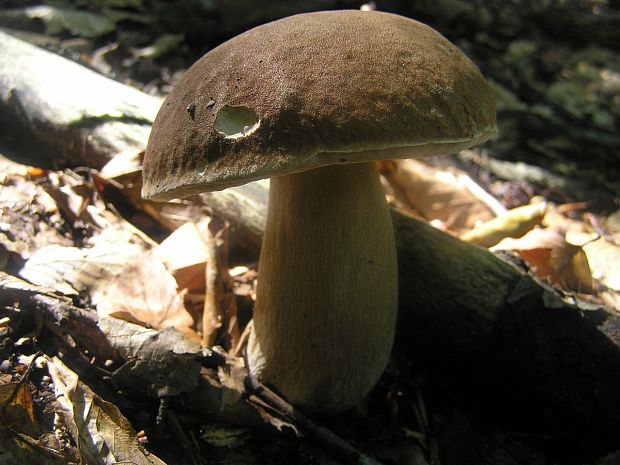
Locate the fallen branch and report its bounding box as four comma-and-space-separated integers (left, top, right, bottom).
0, 30, 160, 169
1, 272, 385, 464
202, 217, 240, 349
0, 272, 117, 362
392, 213, 620, 455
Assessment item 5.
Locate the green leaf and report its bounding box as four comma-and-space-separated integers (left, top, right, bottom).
26, 5, 116, 38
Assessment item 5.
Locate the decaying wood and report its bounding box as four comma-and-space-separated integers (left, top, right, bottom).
0, 272, 117, 363
392, 213, 620, 454
0, 31, 267, 256
203, 219, 224, 347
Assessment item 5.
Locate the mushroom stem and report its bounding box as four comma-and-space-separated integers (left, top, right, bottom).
247, 161, 398, 413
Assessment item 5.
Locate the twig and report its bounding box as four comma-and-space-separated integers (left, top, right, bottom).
0, 272, 117, 362
3, 272, 387, 465
232, 319, 252, 358
202, 219, 223, 347
164, 409, 203, 465
245, 377, 384, 465
202, 217, 241, 349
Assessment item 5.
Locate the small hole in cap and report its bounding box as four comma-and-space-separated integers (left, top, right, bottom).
214, 105, 260, 139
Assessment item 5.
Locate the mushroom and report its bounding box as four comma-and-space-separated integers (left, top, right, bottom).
142, 10, 496, 413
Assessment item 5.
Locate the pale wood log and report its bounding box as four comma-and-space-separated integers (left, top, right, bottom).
0, 30, 161, 168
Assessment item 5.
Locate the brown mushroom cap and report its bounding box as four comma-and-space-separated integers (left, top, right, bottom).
142, 10, 496, 201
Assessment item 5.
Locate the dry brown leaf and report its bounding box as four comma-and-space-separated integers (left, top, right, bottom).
493, 228, 594, 294
0, 167, 72, 261
94, 154, 149, 213
99, 150, 144, 180
96, 152, 200, 231
0, 269, 68, 299
153, 218, 242, 349
45, 177, 114, 230
0, 353, 71, 456
566, 234, 620, 312
93, 253, 200, 341
0, 153, 30, 181
0, 378, 37, 433
461, 201, 547, 248
19, 238, 146, 295
0, 357, 71, 464
541, 203, 584, 233
47, 356, 167, 465
604, 209, 620, 244
381, 159, 500, 233
152, 221, 209, 293
562, 212, 620, 311
231, 266, 257, 296
200, 422, 250, 448
95, 162, 208, 239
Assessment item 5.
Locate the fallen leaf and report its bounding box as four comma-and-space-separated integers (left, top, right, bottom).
0, 153, 30, 181
605, 209, 620, 244
0, 380, 37, 432
381, 159, 501, 233
93, 253, 200, 341
152, 221, 209, 293
47, 356, 167, 465
44, 172, 115, 230
99, 150, 144, 180
493, 228, 594, 294
98, 317, 202, 398
461, 201, 547, 248
19, 239, 146, 295
200, 423, 250, 448
24, 5, 116, 38
216, 353, 248, 413
0, 270, 70, 298
572, 236, 620, 312
0, 164, 72, 260
134, 34, 185, 59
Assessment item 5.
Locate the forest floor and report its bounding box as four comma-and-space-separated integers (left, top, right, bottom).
1, 2, 619, 465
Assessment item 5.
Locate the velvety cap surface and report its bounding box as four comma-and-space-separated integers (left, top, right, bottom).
142, 10, 496, 200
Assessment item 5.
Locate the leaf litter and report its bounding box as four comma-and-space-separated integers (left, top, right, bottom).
381, 157, 620, 312
0, 149, 255, 464
1, 1, 620, 462
2, 131, 620, 464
